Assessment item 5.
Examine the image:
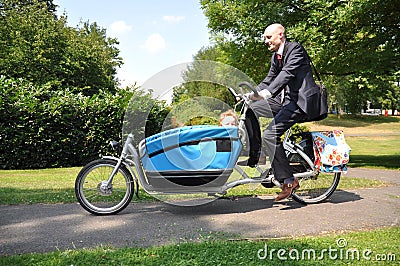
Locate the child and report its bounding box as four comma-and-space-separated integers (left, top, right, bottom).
219, 109, 238, 126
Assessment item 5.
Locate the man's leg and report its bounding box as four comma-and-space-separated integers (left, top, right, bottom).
263, 100, 308, 200
238, 95, 281, 167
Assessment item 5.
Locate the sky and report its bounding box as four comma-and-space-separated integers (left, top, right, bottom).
54, 0, 211, 88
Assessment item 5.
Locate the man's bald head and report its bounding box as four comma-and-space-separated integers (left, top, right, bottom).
263, 24, 286, 52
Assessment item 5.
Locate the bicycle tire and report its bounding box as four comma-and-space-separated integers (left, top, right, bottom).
291, 172, 341, 204
75, 159, 134, 215
287, 148, 341, 204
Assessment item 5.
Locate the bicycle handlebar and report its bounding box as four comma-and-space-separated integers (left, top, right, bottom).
238, 81, 259, 97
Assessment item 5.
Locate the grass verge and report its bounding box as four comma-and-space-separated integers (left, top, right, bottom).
346, 136, 400, 169
0, 169, 388, 205
1, 226, 398, 265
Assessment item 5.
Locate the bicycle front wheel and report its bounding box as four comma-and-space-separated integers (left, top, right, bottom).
292, 172, 341, 204
75, 159, 134, 215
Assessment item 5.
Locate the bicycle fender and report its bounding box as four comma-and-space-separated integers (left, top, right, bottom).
101, 156, 140, 199
102, 156, 120, 162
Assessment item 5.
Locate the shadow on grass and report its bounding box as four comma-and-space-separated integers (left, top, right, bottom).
349, 155, 400, 170
314, 114, 400, 128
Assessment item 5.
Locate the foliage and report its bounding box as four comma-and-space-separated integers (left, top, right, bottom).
0, 0, 57, 13
200, 0, 400, 113
0, 1, 171, 169
0, 0, 122, 95
0, 77, 168, 169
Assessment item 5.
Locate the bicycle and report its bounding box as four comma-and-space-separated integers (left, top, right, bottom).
75, 82, 345, 215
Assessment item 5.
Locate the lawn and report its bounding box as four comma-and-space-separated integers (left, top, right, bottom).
1, 226, 398, 265
0, 167, 388, 205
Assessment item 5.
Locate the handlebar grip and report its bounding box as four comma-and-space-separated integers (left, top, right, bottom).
238, 81, 258, 97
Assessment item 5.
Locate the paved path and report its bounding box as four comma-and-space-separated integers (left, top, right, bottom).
0, 168, 399, 256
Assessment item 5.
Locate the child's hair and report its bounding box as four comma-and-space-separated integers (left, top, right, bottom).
219, 109, 238, 126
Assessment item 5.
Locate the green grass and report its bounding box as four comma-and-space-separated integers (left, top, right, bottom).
0, 169, 388, 205
0, 168, 79, 204
225, 175, 388, 199
346, 136, 400, 169
0, 167, 155, 204
312, 114, 400, 128
1, 226, 398, 265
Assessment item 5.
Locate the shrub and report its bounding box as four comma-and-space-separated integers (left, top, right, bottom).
0, 77, 168, 169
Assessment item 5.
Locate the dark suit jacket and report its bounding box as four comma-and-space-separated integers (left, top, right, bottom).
257, 41, 324, 120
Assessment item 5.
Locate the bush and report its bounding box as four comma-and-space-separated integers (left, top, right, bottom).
0, 77, 168, 169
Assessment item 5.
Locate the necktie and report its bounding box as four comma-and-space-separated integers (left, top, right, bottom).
276, 53, 282, 67
276, 53, 284, 102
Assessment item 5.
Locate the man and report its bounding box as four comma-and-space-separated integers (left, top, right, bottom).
239, 23, 325, 201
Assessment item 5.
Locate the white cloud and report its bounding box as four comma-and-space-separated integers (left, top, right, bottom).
109, 20, 133, 35
144, 33, 166, 54
117, 67, 140, 88
162, 15, 185, 23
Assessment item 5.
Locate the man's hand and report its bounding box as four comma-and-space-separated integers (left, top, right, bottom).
244, 90, 272, 101
248, 93, 264, 101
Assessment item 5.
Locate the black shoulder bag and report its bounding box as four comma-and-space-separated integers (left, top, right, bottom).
305, 50, 328, 121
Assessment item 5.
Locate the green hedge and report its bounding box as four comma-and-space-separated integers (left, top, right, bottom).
0, 77, 167, 169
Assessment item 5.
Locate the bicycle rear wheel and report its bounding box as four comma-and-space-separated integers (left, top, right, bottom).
288, 151, 340, 204
75, 159, 134, 215
292, 172, 341, 204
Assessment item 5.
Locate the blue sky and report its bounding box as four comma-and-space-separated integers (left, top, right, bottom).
54, 0, 211, 87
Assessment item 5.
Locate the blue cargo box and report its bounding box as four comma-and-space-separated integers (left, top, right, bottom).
141, 125, 242, 188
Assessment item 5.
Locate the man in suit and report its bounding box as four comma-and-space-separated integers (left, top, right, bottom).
238, 23, 324, 201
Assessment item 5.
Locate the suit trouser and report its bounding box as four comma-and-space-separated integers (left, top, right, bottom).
246, 95, 308, 182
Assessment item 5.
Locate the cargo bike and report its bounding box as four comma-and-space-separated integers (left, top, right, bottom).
75, 82, 350, 215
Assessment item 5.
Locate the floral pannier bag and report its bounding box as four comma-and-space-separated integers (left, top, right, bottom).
311, 130, 351, 172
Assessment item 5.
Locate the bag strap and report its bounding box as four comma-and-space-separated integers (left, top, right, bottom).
308, 55, 322, 83
299, 43, 322, 83
285, 42, 323, 83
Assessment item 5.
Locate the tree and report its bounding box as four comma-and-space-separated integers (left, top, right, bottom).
200, 0, 400, 113
0, 0, 122, 95
62, 21, 123, 95
0, 0, 57, 13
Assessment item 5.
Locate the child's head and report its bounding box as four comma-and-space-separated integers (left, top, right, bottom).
219, 109, 238, 126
